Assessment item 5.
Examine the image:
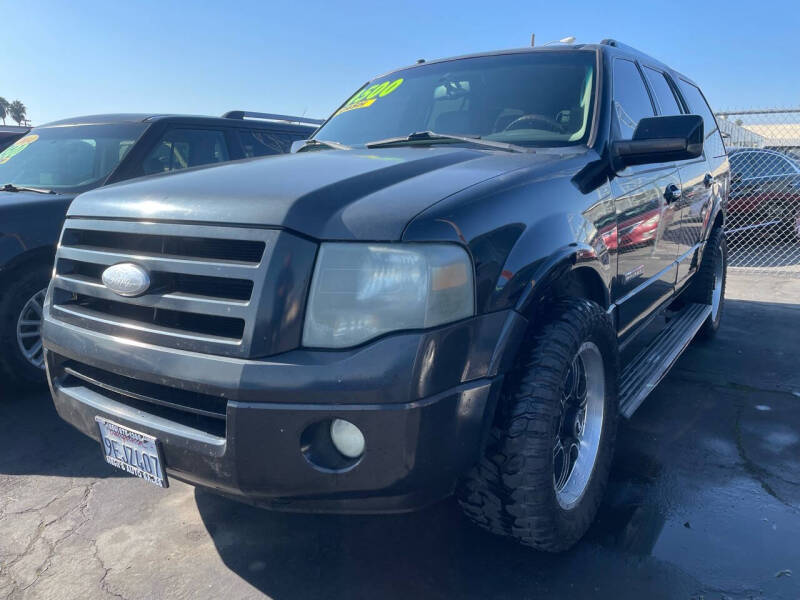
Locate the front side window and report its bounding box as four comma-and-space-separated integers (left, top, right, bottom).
0, 123, 146, 193
314, 51, 597, 148
612, 59, 655, 140
643, 67, 683, 116
143, 128, 229, 175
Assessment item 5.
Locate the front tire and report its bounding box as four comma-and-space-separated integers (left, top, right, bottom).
0, 265, 51, 387
457, 298, 618, 552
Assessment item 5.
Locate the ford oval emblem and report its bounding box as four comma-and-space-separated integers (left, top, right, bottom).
101, 263, 151, 297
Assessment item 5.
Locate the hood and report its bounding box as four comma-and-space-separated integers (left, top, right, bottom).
68, 147, 561, 240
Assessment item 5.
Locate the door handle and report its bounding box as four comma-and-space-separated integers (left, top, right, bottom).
704, 173, 714, 188
665, 183, 682, 203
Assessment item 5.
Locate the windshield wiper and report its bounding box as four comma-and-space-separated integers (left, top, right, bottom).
365, 131, 531, 153
295, 139, 351, 152
1, 183, 56, 194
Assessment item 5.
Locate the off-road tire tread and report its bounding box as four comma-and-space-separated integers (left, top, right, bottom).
457, 298, 618, 552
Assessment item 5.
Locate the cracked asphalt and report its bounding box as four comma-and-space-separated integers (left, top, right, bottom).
1, 273, 798, 600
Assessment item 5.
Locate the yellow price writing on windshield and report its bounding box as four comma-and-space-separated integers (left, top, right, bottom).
0, 134, 39, 164
335, 78, 404, 116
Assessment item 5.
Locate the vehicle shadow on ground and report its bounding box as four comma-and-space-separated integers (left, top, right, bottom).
193, 456, 687, 600
193, 399, 699, 600
0, 381, 124, 479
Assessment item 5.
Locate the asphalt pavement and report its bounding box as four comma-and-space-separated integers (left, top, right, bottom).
1, 273, 798, 600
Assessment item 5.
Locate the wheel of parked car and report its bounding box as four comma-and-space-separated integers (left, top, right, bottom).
457, 298, 618, 552
0, 265, 51, 387
689, 227, 727, 340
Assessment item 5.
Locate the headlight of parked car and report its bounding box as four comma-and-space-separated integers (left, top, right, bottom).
302, 243, 475, 348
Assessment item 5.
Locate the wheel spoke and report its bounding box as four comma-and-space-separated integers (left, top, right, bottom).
28, 300, 43, 317
554, 341, 606, 510
24, 339, 42, 360
553, 440, 570, 491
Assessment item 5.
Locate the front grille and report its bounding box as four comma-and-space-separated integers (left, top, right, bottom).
61, 228, 265, 263
50, 219, 281, 358
59, 359, 227, 437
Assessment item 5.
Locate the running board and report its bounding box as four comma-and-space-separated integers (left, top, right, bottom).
619, 302, 711, 419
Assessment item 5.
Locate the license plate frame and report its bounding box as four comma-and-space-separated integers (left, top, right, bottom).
95, 416, 169, 488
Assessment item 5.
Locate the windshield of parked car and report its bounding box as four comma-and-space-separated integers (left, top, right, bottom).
0, 123, 147, 194
314, 50, 597, 149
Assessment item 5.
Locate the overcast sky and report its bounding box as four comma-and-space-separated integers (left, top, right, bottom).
5, 0, 799, 125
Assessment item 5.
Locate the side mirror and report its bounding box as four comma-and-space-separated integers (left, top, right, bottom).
611, 114, 704, 172
290, 139, 309, 153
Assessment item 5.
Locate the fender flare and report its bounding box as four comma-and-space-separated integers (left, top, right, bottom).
514, 244, 613, 318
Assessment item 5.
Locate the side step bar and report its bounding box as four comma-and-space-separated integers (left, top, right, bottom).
619, 302, 712, 418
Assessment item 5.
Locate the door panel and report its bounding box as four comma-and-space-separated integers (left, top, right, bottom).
612, 168, 682, 336
674, 159, 712, 287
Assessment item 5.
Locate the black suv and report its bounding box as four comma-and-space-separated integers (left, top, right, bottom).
42, 41, 729, 551
0, 111, 319, 384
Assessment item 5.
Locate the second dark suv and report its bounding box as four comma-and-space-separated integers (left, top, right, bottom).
0, 111, 320, 385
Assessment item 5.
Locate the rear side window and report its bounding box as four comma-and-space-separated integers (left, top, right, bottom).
612, 59, 655, 140
643, 67, 683, 116
677, 80, 726, 158
143, 128, 229, 175
238, 129, 297, 157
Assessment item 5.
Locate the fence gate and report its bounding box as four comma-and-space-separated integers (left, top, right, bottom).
715, 108, 800, 277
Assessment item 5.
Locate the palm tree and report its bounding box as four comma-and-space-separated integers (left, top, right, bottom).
0, 97, 8, 125
9, 100, 26, 126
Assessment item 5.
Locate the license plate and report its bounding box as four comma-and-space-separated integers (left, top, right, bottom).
95, 417, 168, 488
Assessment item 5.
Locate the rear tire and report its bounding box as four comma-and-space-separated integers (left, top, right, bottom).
457, 298, 618, 552
689, 227, 727, 340
0, 265, 50, 387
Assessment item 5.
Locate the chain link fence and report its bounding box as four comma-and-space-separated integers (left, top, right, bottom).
716, 108, 800, 277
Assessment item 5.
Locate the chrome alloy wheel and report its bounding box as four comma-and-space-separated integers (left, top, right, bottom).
16, 288, 47, 370
553, 341, 605, 510
710, 244, 724, 322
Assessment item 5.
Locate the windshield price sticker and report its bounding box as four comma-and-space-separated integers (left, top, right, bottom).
335, 78, 404, 116
0, 134, 39, 164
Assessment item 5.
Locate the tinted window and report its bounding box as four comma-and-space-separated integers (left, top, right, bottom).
314, 51, 597, 148
0, 123, 146, 193
677, 79, 725, 157
612, 59, 655, 140
729, 152, 756, 178
643, 67, 682, 116
143, 128, 229, 175
238, 129, 297, 157
733, 151, 797, 179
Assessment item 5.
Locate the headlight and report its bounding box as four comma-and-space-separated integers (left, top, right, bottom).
303, 243, 475, 348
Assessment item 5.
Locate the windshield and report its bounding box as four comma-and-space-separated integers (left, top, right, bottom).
0, 123, 147, 193
315, 51, 597, 148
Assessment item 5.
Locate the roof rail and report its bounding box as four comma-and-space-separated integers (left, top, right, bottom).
222, 111, 324, 126
600, 39, 644, 55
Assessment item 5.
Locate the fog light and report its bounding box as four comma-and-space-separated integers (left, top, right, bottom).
330, 419, 365, 459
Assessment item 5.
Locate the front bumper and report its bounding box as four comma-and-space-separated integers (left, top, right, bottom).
43, 309, 526, 513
